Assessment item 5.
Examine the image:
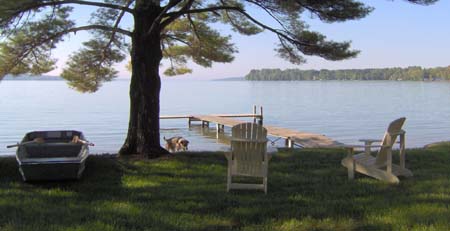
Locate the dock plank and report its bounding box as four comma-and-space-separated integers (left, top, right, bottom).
160, 115, 192, 119
264, 126, 343, 148
192, 115, 243, 127
190, 115, 343, 148
209, 113, 261, 118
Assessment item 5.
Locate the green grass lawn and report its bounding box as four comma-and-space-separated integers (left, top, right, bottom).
1, 144, 450, 231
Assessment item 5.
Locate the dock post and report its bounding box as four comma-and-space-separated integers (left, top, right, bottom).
258, 106, 264, 125
202, 121, 209, 128
188, 117, 191, 127
216, 124, 225, 138
216, 124, 220, 139
253, 105, 257, 124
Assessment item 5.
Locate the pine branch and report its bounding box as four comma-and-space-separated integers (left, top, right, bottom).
164, 34, 191, 46
2, 1, 135, 31
12, 0, 134, 14
186, 14, 201, 42
165, 5, 312, 47
103, 0, 134, 55
244, 0, 289, 32
146, 0, 184, 37
159, 0, 196, 31
4, 24, 132, 74
60, 24, 133, 37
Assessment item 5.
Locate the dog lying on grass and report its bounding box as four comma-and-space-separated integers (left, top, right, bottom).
164, 136, 189, 153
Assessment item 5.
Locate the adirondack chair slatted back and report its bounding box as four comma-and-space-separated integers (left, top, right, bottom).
231, 123, 268, 177
375, 117, 406, 166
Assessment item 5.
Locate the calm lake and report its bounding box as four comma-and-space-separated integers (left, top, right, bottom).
1, 79, 449, 155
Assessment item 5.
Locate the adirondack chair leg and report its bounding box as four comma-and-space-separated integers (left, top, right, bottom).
347, 148, 355, 180
227, 159, 232, 192
364, 141, 372, 156
227, 171, 231, 192
399, 132, 406, 169
386, 148, 392, 174
263, 177, 268, 194
348, 161, 355, 180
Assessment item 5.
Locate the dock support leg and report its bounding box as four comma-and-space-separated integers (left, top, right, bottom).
216, 124, 220, 139
202, 121, 209, 128
285, 138, 294, 148
188, 118, 191, 127
216, 124, 225, 139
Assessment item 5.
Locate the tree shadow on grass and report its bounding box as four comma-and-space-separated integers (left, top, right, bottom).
0, 156, 185, 231
1, 148, 450, 231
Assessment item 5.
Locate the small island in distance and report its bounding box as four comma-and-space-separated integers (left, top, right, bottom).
245, 66, 450, 81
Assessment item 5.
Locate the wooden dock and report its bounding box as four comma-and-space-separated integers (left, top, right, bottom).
160, 107, 343, 148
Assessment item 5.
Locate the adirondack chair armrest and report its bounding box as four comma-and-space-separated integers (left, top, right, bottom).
359, 139, 402, 145
230, 138, 268, 143
358, 139, 382, 143
342, 144, 393, 160
341, 144, 392, 150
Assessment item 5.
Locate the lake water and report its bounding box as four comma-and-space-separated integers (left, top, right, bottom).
1, 79, 449, 155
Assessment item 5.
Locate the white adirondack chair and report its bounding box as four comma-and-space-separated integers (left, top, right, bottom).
341, 117, 413, 183
225, 122, 270, 193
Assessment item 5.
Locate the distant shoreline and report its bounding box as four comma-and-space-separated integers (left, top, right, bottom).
245, 66, 450, 81
2, 76, 132, 81
3, 75, 62, 81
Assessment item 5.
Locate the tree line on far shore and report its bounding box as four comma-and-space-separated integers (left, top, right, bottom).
245, 66, 450, 81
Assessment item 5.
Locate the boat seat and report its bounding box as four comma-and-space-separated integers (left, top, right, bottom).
24, 143, 83, 158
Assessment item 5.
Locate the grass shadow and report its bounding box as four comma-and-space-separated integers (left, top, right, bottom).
0, 145, 450, 230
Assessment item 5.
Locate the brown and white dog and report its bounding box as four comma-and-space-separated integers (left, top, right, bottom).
164, 136, 189, 152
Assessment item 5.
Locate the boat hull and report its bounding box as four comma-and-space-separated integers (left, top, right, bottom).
18, 159, 87, 181
16, 130, 89, 181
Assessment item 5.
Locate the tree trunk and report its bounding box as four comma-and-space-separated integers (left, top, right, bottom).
119, 4, 169, 158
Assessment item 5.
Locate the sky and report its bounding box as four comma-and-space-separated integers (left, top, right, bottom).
48, 0, 450, 80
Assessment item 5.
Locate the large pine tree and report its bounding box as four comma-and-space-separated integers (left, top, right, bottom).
0, 0, 437, 157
